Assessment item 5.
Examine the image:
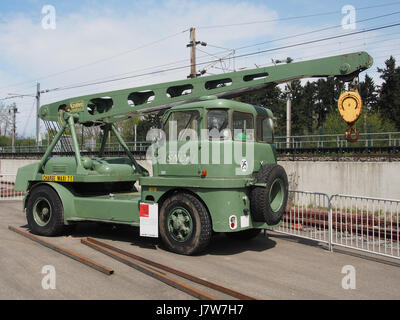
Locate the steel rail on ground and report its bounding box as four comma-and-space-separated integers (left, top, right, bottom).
8, 226, 114, 275
81, 237, 256, 300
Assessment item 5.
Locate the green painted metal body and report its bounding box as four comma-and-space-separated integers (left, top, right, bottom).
15, 52, 373, 233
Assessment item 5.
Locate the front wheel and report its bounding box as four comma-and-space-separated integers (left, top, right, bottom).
26, 185, 66, 236
159, 193, 212, 255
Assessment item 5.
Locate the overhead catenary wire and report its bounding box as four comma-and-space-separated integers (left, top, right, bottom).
3, 11, 400, 109
233, 10, 400, 52
196, 1, 400, 29
33, 11, 400, 96
2, 9, 397, 100
0, 29, 190, 92
1, 2, 399, 93
39, 21, 400, 94
43, 29, 400, 102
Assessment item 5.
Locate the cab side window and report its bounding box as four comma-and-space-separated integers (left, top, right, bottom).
233, 112, 254, 141
256, 116, 274, 143
207, 109, 229, 139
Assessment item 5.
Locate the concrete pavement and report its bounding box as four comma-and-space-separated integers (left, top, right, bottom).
0, 200, 399, 300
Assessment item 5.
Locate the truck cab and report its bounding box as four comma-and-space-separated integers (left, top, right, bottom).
151, 96, 276, 179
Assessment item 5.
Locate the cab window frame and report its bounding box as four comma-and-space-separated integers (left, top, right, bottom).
256, 115, 274, 144
206, 108, 231, 140
163, 109, 202, 141
232, 111, 255, 142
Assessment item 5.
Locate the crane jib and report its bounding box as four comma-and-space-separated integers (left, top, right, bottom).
39, 51, 373, 125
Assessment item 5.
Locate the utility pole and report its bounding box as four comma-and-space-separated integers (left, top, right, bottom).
36, 82, 41, 152
11, 103, 18, 153
284, 58, 293, 149
272, 57, 293, 148
286, 84, 292, 149
5, 84, 47, 151
189, 27, 196, 79
187, 27, 207, 78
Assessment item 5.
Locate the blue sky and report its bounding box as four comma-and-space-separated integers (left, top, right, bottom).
0, 0, 399, 137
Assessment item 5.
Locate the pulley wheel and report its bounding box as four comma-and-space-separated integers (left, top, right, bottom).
338, 91, 363, 124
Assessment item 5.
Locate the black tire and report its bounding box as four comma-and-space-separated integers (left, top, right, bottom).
250, 164, 288, 225
159, 193, 212, 255
225, 228, 261, 240
26, 185, 66, 236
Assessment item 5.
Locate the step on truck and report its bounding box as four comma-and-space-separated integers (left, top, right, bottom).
14, 52, 373, 255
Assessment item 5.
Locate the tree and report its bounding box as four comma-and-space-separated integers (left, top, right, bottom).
313, 78, 344, 129
359, 74, 378, 112
284, 80, 317, 135
136, 112, 164, 141
377, 56, 400, 130
0, 103, 12, 137
322, 109, 396, 136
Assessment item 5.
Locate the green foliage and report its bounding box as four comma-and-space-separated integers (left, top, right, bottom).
377, 56, 400, 130
321, 111, 348, 135
322, 110, 396, 135
359, 74, 378, 112
119, 113, 163, 142
235, 57, 398, 136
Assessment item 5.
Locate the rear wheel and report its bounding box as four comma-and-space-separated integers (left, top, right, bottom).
225, 228, 261, 240
159, 193, 212, 255
26, 185, 65, 236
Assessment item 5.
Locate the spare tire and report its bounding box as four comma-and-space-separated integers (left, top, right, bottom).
250, 164, 288, 225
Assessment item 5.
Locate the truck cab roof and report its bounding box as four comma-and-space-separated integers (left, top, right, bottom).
167, 96, 273, 118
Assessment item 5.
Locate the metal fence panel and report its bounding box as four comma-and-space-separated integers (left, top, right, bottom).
274, 191, 331, 244
330, 195, 400, 259
0, 174, 24, 201
273, 191, 400, 260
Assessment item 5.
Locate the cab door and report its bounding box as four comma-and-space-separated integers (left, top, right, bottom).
156, 109, 202, 177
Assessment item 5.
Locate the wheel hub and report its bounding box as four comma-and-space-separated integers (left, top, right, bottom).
33, 198, 52, 227
167, 207, 193, 242
269, 178, 284, 213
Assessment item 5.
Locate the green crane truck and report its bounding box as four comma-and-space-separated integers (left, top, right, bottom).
14, 52, 372, 255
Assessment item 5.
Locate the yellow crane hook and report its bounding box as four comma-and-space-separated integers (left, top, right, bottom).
337, 86, 363, 142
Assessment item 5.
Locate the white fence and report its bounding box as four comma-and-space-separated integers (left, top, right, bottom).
274, 191, 400, 260
0, 174, 24, 200
275, 131, 400, 149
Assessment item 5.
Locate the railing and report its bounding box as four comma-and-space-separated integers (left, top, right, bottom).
0, 174, 24, 200
2, 132, 400, 154
0, 141, 151, 154
273, 191, 400, 260
275, 132, 400, 149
